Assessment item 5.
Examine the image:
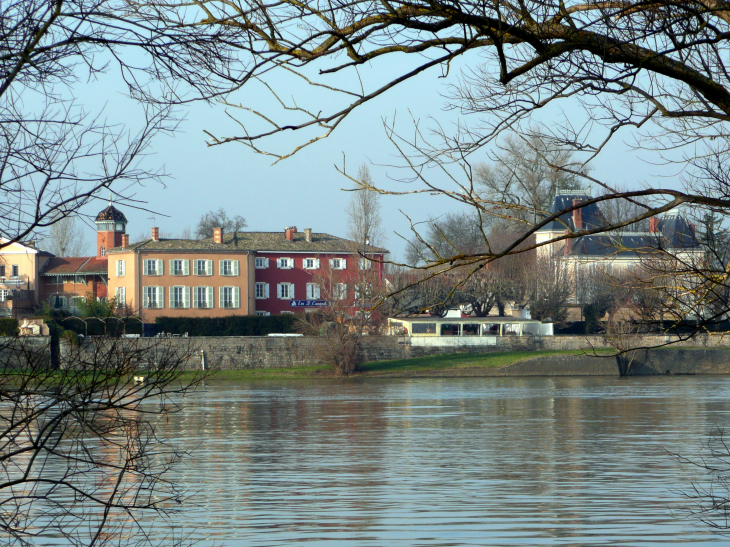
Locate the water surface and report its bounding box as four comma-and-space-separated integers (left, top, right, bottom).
161, 376, 730, 546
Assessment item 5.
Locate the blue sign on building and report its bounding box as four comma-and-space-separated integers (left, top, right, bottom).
289, 300, 328, 307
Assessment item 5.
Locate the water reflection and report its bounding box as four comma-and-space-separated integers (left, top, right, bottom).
158, 377, 730, 546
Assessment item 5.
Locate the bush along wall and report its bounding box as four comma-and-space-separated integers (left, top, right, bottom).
155, 315, 297, 337
0, 318, 19, 336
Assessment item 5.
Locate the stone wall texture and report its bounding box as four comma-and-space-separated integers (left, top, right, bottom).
34, 332, 730, 375
0, 336, 53, 368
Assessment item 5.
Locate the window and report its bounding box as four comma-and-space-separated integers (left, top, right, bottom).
194, 259, 213, 276
277, 283, 294, 300
303, 258, 320, 270
220, 286, 240, 309
358, 257, 372, 270
281, 311, 294, 315
115, 287, 126, 308
0, 265, 5, 277
334, 283, 347, 300
116, 222, 124, 231
0, 290, 6, 302
50, 295, 68, 309
255, 311, 270, 316
143, 286, 164, 309
170, 286, 190, 309
255, 282, 269, 299
306, 283, 320, 299
277, 257, 293, 269
143, 259, 163, 276
193, 286, 214, 308
170, 259, 189, 276
440, 323, 460, 336
74, 275, 85, 285
11, 265, 18, 277
70, 296, 85, 311
255, 257, 269, 269
219, 260, 239, 276
412, 323, 437, 335
329, 258, 346, 270
355, 283, 372, 300
100, 246, 106, 257
116, 260, 125, 277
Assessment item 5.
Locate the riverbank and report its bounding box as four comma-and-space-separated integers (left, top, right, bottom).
186, 347, 730, 381
186, 350, 615, 381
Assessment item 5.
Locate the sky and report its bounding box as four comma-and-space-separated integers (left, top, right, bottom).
61, 50, 680, 261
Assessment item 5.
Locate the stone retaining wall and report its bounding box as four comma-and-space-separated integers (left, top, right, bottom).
36, 332, 730, 375
0, 336, 53, 368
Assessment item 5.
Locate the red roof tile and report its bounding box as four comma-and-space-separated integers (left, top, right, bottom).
41, 257, 106, 275
78, 257, 107, 273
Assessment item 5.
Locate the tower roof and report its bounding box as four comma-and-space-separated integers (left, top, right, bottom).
95, 205, 127, 222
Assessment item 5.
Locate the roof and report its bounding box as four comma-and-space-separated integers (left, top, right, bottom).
391, 317, 541, 323
106, 231, 389, 254
537, 192, 607, 232
41, 256, 107, 276
95, 205, 127, 222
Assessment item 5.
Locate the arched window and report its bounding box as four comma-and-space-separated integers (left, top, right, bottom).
100, 246, 105, 256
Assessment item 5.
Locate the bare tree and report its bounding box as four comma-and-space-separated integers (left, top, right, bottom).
347, 165, 384, 249
0, 335, 203, 546
525, 257, 571, 323
46, 216, 89, 256
195, 208, 247, 239
475, 134, 587, 226
405, 211, 487, 266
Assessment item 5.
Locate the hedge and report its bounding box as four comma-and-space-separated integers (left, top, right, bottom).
155, 315, 297, 337
0, 318, 19, 336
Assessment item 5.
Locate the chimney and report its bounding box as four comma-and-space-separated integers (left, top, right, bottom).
213, 227, 222, 244
285, 226, 297, 241
151, 227, 159, 242
572, 198, 582, 230
122, 234, 129, 249
304, 228, 312, 243
690, 223, 697, 240
564, 230, 572, 255
649, 216, 659, 233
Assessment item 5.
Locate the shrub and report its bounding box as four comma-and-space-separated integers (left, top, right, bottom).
0, 318, 19, 336
155, 315, 297, 336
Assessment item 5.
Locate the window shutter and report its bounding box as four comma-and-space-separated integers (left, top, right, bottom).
219, 286, 224, 307
183, 286, 190, 308
341, 259, 347, 270
329, 259, 334, 268
265, 258, 269, 268
234, 287, 240, 308
157, 259, 164, 275
183, 260, 189, 276
265, 283, 270, 299
143, 287, 149, 308
169, 259, 175, 274
169, 287, 174, 308
314, 284, 320, 299
157, 287, 164, 308
277, 284, 282, 298
277, 258, 282, 269
219, 261, 224, 276
193, 287, 199, 308
207, 286, 214, 308
143, 261, 149, 275
289, 283, 295, 299
207, 260, 213, 276
315, 258, 320, 269
233, 260, 239, 276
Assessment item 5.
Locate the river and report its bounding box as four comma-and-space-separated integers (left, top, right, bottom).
137, 376, 730, 546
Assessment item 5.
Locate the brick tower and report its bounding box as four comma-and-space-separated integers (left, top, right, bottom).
95, 203, 127, 257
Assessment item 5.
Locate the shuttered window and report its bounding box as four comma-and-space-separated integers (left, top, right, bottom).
193, 286, 214, 308
255, 283, 269, 299
115, 287, 126, 307
255, 257, 269, 269
303, 258, 320, 270
277, 283, 295, 299
306, 283, 320, 299
194, 260, 213, 276
219, 286, 240, 308
143, 286, 164, 308
219, 260, 239, 276
116, 260, 125, 277
171, 259, 189, 276
329, 258, 346, 270
143, 259, 163, 276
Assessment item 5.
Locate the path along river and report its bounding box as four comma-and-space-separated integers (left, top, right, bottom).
154, 376, 730, 546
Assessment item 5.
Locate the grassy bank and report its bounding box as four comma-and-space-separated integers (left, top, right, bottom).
189, 349, 617, 381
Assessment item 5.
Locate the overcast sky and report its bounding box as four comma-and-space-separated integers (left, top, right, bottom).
65, 52, 679, 261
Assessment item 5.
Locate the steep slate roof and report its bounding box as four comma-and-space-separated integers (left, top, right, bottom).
567, 215, 699, 257
537, 191, 607, 232
95, 205, 127, 222
41, 256, 108, 275
107, 231, 389, 254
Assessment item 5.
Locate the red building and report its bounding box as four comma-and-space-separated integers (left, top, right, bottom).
251, 226, 387, 316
